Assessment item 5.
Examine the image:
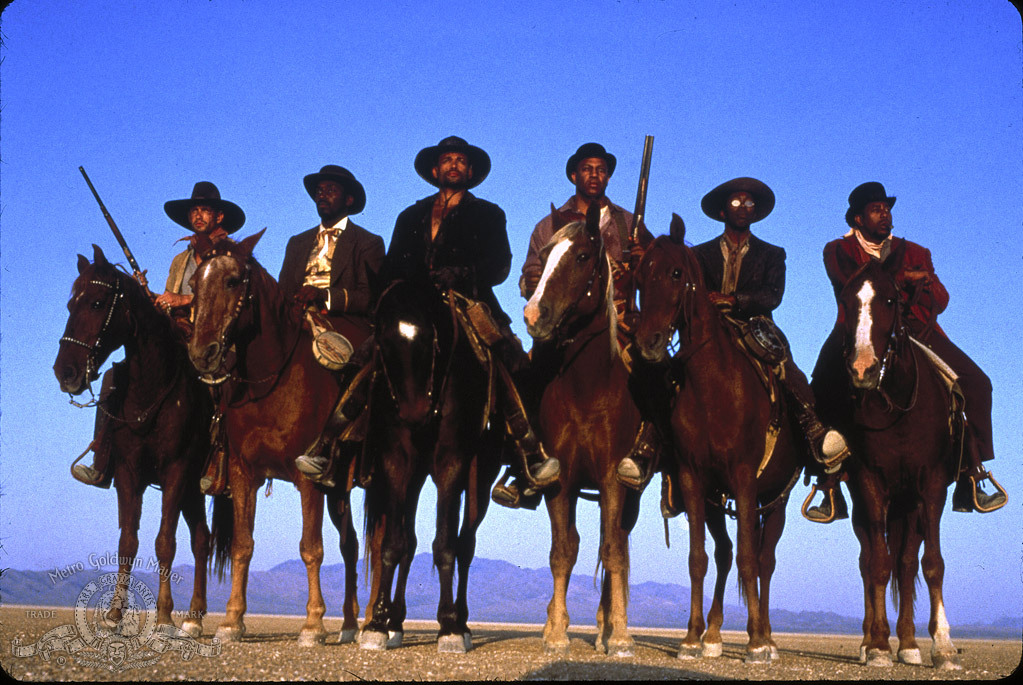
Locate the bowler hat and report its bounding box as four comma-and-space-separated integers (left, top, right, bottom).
414, 136, 491, 189
565, 142, 617, 181
303, 165, 367, 215
164, 181, 246, 234
845, 182, 896, 227
701, 177, 775, 223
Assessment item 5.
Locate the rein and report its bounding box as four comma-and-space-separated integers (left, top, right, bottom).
61, 276, 124, 399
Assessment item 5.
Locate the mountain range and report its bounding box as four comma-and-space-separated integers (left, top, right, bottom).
2, 555, 1019, 639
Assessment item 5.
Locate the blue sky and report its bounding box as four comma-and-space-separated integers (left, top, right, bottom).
1, 0, 1020, 628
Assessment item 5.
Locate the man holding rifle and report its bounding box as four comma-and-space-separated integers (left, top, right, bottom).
72, 180, 244, 487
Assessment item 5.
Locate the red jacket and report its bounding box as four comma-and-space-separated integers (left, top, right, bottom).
823, 234, 949, 340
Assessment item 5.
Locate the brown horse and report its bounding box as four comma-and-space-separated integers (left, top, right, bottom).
187, 230, 366, 646
358, 274, 502, 653
817, 248, 961, 669
522, 203, 643, 657
632, 216, 804, 663
53, 245, 214, 636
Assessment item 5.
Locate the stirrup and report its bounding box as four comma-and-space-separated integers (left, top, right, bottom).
802, 484, 838, 523
971, 472, 1008, 513
491, 472, 542, 510
70, 442, 111, 488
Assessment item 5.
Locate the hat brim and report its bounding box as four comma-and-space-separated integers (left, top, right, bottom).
303, 173, 367, 215
164, 199, 246, 234
414, 144, 491, 189
565, 152, 617, 181
701, 177, 775, 223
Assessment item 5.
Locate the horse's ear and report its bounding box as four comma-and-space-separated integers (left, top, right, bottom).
77, 253, 90, 274
550, 203, 568, 232
92, 244, 108, 267
669, 213, 686, 244
237, 228, 267, 258
584, 201, 601, 242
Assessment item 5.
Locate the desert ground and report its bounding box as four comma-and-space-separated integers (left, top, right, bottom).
1, 606, 1019, 681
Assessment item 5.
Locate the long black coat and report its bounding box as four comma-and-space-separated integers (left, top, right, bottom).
692, 233, 786, 321
385, 193, 512, 324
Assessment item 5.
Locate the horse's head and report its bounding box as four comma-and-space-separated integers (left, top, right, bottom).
54, 245, 139, 394
524, 201, 611, 342
838, 246, 905, 391
187, 229, 265, 379
374, 277, 452, 425
634, 214, 698, 362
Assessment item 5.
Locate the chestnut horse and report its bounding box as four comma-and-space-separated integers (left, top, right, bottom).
523, 203, 643, 657
817, 249, 961, 669
187, 231, 366, 646
358, 275, 502, 653
632, 217, 804, 663
53, 245, 214, 636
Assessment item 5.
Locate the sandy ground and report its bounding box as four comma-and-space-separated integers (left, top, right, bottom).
1, 606, 1019, 681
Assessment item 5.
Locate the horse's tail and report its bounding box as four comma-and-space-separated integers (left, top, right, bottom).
209, 493, 234, 582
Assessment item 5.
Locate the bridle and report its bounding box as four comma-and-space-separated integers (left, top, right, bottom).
194, 250, 252, 386
61, 275, 124, 402
542, 231, 607, 348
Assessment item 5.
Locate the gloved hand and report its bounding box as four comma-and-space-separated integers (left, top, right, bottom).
295, 285, 327, 307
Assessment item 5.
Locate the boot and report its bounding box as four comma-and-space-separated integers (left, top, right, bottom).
200, 444, 229, 496
616, 422, 659, 490
295, 432, 339, 488
505, 409, 560, 488
660, 471, 683, 519
71, 441, 113, 488
491, 467, 543, 510
797, 402, 851, 473
802, 473, 849, 523
953, 469, 1007, 513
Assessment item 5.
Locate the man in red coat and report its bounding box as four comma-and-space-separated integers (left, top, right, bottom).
811, 182, 1005, 515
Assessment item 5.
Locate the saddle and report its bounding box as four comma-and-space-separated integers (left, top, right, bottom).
909, 336, 967, 469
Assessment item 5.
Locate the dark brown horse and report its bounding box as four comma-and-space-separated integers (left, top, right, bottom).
522, 203, 643, 657
358, 274, 501, 653
187, 231, 366, 646
53, 245, 214, 636
632, 217, 804, 663
818, 249, 961, 669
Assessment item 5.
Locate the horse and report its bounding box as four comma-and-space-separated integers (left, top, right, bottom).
53, 245, 214, 637
357, 273, 502, 653
631, 216, 805, 663
818, 248, 962, 669
522, 202, 643, 657
186, 230, 366, 646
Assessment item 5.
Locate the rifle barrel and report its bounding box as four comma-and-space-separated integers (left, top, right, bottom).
79, 166, 144, 276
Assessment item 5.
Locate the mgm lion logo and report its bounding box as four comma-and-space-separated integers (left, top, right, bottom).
11, 571, 219, 673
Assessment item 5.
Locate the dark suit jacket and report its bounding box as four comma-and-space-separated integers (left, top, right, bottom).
385, 193, 512, 324
278, 220, 385, 346
692, 233, 786, 320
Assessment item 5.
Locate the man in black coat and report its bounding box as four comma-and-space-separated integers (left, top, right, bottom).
690, 177, 851, 522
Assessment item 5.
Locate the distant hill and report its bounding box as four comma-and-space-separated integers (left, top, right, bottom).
2, 555, 1019, 640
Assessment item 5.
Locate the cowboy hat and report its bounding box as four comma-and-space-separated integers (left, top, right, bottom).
845, 181, 897, 227
701, 177, 775, 223
303, 165, 367, 215
164, 181, 246, 233
565, 142, 617, 181
414, 136, 491, 189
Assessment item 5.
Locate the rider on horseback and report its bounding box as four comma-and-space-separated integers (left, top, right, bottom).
811, 182, 1006, 515
72, 182, 245, 487
295, 137, 560, 494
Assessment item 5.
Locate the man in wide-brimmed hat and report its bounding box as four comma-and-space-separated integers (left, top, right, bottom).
648, 177, 851, 520
72, 181, 244, 487
810, 181, 1006, 517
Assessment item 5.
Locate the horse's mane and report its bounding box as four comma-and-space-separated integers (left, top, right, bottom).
543, 220, 620, 359
200, 235, 299, 329
79, 259, 178, 344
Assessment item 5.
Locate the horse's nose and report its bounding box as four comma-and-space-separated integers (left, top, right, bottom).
524, 300, 549, 329
850, 351, 879, 387
638, 331, 665, 361
194, 341, 222, 373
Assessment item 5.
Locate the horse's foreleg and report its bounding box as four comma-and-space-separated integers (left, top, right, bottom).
891, 509, 921, 664
733, 481, 770, 663
543, 491, 578, 655
108, 477, 144, 630
678, 469, 707, 659
597, 483, 634, 658
921, 487, 960, 670
757, 498, 786, 660
296, 478, 328, 646
388, 473, 424, 647
154, 479, 185, 628
217, 480, 257, 643
433, 468, 463, 650
180, 489, 210, 638
327, 488, 360, 643
702, 504, 732, 657
852, 474, 893, 666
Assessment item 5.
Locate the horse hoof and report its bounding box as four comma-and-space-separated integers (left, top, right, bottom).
359, 630, 389, 651
543, 640, 570, 656
180, 620, 202, 639
387, 631, 404, 649
437, 633, 471, 653
898, 648, 922, 665
677, 643, 703, 660
608, 641, 635, 658
215, 625, 244, 643
864, 648, 893, 667
297, 629, 327, 647
337, 628, 358, 644
932, 654, 962, 671
593, 638, 607, 655
702, 641, 723, 658
770, 645, 780, 661
99, 612, 121, 631
745, 646, 773, 664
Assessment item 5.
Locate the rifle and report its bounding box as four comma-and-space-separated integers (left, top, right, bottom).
625, 136, 654, 316
79, 166, 153, 296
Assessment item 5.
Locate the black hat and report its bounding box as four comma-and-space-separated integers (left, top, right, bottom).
565, 142, 617, 181
303, 165, 367, 215
164, 181, 246, 234
845, 182, 896, 227
414, 136, 491, 189
701, 177, 775, 223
